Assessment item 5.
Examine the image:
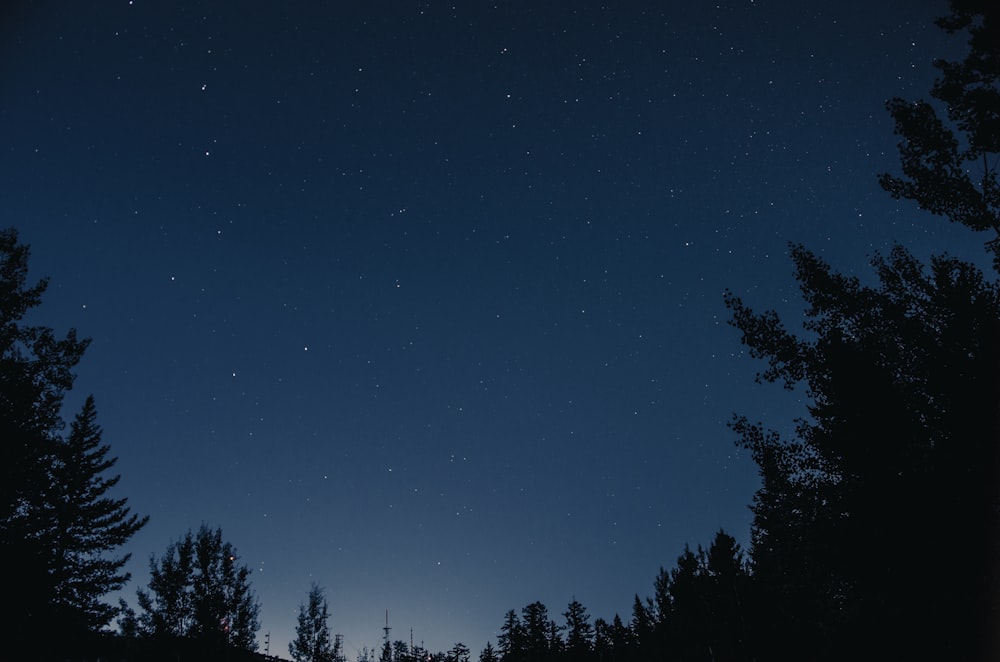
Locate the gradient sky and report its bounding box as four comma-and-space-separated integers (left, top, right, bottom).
1, 0, 986, 657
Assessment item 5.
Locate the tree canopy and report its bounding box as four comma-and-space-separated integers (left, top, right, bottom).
725, 0, 1000, 657
129, 524, 261, 652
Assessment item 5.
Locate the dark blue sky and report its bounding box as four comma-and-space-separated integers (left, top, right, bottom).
2, 0, 984, 656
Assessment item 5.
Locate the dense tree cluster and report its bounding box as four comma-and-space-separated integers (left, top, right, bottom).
723, 0, 999, 658
479, 530, 750, 662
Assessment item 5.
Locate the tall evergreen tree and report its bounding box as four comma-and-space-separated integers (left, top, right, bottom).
562, 598, 594, 659
497, 609, 525, 662
45, 396, 148, 631
521, 602, 554, 662
0, 228, 145, 649
610, 615, 633, 662
290, 583, 336, 662
592, 619, 613, 662
628, 596, 653, 652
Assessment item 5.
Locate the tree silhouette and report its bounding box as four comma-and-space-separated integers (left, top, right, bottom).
45, 395, 148, 631
479, 641, 500, 662
521, 602, 557, 662
562, 598, 594, 660
724, 5, 1000, 658
290, 583, 337, 662
447, 642, 471, 662
0, 228, 146, 651
132, 524, 261, 652
879, 0, 1000, 267
497, 609, 525, 662
727, 244, 1000, 659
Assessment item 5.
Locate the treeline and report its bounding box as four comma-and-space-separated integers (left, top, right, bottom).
479, 530, 753, 662
331, 530, 748, 662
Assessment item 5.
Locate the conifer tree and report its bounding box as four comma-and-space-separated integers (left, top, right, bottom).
447, 642, 471, 662
562, 598, 594, 658
0, 228, 145, 648
479, 641, 499, 662
46, 396, 148, 630
497, 609, 524, 662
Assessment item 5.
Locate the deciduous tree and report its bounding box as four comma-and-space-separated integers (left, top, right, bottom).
879, 0, 1000, 267
290, 583, 336, 662
134, 524, 261, 651
727, 244, 1000, 660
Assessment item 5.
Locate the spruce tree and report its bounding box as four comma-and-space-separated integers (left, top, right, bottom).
0, 228, 145, 648
46, 396, 148, 631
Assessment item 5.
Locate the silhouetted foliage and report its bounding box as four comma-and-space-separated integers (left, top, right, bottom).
46, 395, 148, 630
129, 524, 261, 652
523, 601, 559, 662
880, 0, 1000, 267
290, 583, 337, 662
562, 598, 594, 660
479, 641, 500, 662
497, 609, 525, 662
0, 228, 146, 653
651, 532, 751, 662
448, 642, 472, 662
726, 246, 1000, 658
718, 2, 1000, 659
490, 532, 751, 662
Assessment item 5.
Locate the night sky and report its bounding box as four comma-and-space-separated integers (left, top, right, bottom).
1, 0, 986, 657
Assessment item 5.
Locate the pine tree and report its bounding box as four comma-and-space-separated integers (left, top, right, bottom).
497, 609, 524, 662
0, 228, 145, 649
628, 596, 653, 651
45, 396, 148, 630
290, 583, 336, 662
521, 602, 553, 662
562, 598, 594, 659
